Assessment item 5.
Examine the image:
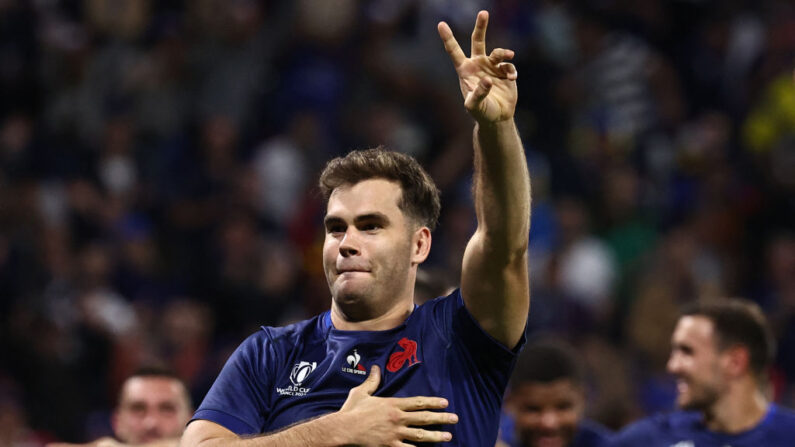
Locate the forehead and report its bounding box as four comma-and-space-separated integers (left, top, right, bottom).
673, 315, 717, 347
512, 379, 581, 402
120, 376, 185, 404
326, 178, 404, 217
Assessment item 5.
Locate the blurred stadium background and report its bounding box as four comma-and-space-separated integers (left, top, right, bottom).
0, 0, 793, 444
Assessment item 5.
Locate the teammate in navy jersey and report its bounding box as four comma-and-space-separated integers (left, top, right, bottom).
49, 367, 192, 447
181, 10, 531, 447
610, 298, 795, 446
499, 338, 610, 447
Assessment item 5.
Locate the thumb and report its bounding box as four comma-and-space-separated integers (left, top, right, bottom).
358, 365, 381, 395
464, 77, 493, 111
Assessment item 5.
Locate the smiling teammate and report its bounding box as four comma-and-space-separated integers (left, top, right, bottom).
502, 338, 610, 447
609, 299, 795, 446
181, 10, 531, 447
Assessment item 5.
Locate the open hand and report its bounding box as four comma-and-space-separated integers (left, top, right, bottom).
338, 365, 458, 446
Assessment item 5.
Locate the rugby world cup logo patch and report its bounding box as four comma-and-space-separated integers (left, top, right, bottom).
290, 361, 317, 386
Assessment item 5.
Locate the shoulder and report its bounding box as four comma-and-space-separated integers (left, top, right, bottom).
260, 314, 325, 344
769, 403, 795, 419
611, 411, 698, 444
411, 289, 460, 326
232, 315, 325, 361
765, 404, 795, 429
415, 289, 461, 310
573, 419, 612, 446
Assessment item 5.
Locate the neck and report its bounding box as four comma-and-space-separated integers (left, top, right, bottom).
703, 378, 769, 433
330, 298, 414, 331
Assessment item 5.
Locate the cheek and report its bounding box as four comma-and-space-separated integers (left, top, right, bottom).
158, 413, 180, 428
559, 410, 579, 429
322, 239, 338, 263
116, 413, 141, 430
515, 412, 542, 429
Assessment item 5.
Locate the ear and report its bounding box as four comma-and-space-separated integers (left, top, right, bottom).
502, 391, 518, 416
723, 345, 751, 378
110, 410, 120, 434
411, 227, 432, 265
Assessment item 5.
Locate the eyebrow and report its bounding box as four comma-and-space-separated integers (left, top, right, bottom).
324, 212, 391, 228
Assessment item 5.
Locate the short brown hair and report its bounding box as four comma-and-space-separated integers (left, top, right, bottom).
117, 366, 192, 409
681, 298, 776, 377
319, 147, 441, 230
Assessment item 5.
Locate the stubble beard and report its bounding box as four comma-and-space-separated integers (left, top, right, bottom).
329, 245, 414, 322
677, 379, 722, 412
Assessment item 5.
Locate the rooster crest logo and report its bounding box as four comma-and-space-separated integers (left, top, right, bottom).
346, 350, 361, 368
342, 349, 367, 374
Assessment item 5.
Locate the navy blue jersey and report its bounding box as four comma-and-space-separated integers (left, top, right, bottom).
609, 404, 795, 446
570, 420, 612, 447
500, 413, 611, 447
194, 289, 526, 446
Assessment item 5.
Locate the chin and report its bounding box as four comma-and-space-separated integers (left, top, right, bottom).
529, 435, 567, 447
333, 286, 373, 311
678, 396, 708, 411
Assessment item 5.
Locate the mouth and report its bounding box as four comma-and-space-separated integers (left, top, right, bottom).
676, 379, 689, 394
534, 435, 564, 447
336, 269, 371, 279
336, 266, 371, 274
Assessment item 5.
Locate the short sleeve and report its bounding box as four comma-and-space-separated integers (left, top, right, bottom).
442, 289, 527, 363
191, 331, 274, 435
426, 289, 526, 382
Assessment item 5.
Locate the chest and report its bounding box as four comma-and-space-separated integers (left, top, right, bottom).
264, 332, 449, 431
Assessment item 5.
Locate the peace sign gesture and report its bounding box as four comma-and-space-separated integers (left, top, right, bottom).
438, 11, 518, 124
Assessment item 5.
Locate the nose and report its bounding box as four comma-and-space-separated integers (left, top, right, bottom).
667, 352, 680, 374
143, 411, 158, 429
539, 410, 560, 429
339, 230, 360, 257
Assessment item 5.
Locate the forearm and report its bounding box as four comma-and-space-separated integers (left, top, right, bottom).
181, 414, 347, 447
133, 439, 179, 447
472, 119, 531, 258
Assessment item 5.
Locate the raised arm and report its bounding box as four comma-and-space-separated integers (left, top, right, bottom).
438, 11, 530, 349
180, 366, 457, 447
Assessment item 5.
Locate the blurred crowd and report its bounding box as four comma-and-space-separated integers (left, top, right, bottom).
0, 0, 794, 444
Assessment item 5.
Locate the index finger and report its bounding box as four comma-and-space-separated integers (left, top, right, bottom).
471, 10, 488, 56
392, 396, 450, 411
438, 21, 467, 68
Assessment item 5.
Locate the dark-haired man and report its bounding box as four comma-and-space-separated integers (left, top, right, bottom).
610, 298, 795, 446
181, 9, 531, 447
49, 367, 192, 447
501, 338, 610, 447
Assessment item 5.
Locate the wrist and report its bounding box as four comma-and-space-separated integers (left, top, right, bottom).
474, 119, 516, 138
315, 411, 351, 446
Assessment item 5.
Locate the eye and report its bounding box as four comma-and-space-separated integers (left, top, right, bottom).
360, 222, 381, 232
555, 401, 574, 411
126, 402, 147, 416
158, 403, 177, 415
326, 224, 346, 234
